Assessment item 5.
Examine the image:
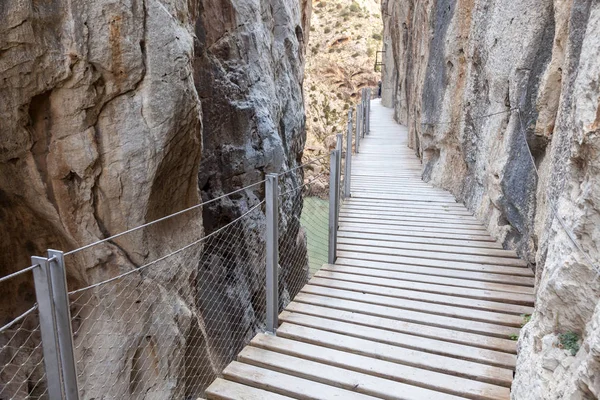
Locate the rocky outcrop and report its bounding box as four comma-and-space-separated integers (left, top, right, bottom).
381, 0, 600, 398
0, 0, 308, 397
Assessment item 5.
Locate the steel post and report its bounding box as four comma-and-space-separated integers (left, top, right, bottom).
344, 110, 353, 198
265, 173, 279, 334
47, 250, 79, 399
31, 256, 63, 400
328, 150, 340, 264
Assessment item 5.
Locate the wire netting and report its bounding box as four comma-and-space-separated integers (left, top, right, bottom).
278, 163, 330, 306
65, 201, 266, 399
0, 297, 48, 399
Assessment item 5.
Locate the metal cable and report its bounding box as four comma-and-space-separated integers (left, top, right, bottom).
64, 180, 266, 256
277, 154, 329, 177
0, 264, 39, 284
0, 305, 38, 333
421, 108, 517, 126
68, 200, 266, 295
279, 172, 328, 197
515, 109, 600, 275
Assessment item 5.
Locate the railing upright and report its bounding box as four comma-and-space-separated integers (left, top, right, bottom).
265, 173, 279, 334
328, 149, 340, 264
48, 250, 79, 400
366, 90, 371, 135
344, 110, 353, 198
355, 104, 361, 153
31, 251, 79, 400
31, 256, 63, 400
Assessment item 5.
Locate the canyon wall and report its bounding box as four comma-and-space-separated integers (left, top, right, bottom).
0, 0, 308, 397
381, 0, 600, 398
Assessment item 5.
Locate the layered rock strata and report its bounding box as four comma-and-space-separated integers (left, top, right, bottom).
0, 0, 308, 397
381, 0, 600, 398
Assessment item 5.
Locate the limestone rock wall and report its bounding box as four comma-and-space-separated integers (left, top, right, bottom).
381, 1, 600, 398
0, 0, 308, 397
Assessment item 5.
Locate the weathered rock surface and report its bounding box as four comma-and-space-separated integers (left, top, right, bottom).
381, 0, 600, 398
0, 0, 308, 397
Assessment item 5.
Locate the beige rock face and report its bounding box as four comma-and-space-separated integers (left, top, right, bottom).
0, 0, 308, 397
381, 0, 600, 398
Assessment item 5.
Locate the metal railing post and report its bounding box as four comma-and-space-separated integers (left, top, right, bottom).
366, 90, 371, 135
355, 105, 361, 153
31, 255, 63, 400
344, 109, 353, 198
335, 133, 343, 229
362, 89, 367, 138
265, 173, 279, 334
47, 250, 79, 399
328, 150, 340, 264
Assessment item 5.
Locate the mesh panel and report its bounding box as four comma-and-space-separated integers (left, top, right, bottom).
66, 203, 265, 399
0, 305, 48, 399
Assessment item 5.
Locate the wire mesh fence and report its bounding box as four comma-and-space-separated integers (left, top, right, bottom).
63, 199, 266, 399
0, 304, 48, 400
0, 152, 341, 399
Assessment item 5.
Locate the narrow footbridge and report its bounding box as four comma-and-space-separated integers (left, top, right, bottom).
206, 100, 535, 400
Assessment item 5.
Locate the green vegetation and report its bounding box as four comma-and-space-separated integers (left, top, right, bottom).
349, 1, 360, 12
310, 85, 317, 91
559, 332, 580, 356
372, 33, 382, 40
367, 47, 374, 57
324, 27, 331, 34
301, 197, 329, 276
317, 1, 327, 7
521, 314, 532, 327
509, 334, 519, 341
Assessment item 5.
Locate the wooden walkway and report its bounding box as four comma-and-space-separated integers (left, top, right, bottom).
205, 99, 535, 400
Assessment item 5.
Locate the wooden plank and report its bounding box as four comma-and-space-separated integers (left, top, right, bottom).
223, 361, 377, 400
345, 197, 465, 209
278, 310, 517, 368
337, 230, 504, 249
336, 235, 518, 259
281, 302, 517, 353
333, 258, 535, 287
276, 323, 514, 388
295, 289, 522, 338
321, 264, 533, 295
339, 224, 497, 240
239, 346, 469, 400
304, 278, 534, 316
339, 216, 489, 232
335, 250, 534, 276
339, 211, 483, 225
205, 378, 294, 400
336, 243, 527, 267
341, 204, 475, 217
250, 334, 510, 400
314, 270, 535, 305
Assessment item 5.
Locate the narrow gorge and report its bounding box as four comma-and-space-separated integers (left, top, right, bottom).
381, 0, 600, 398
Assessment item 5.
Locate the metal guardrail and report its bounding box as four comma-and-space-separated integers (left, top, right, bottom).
0, 92, 373, 397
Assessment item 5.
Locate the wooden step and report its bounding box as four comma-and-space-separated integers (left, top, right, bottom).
281, 301, 517, 353
239, 346, 469, 400
314, 270, 535, 305
250, 334, 510, 400
276, 323, 514, 387
223, 361, 377, 400
279, 310, 517, 368
336, 242, 527, 267
321, 264, 533, 294
295, 289, 522, 338
335, 250, 534, 276
304, 278, 534, 316
333, 258, 535, 286
206, 378, 294, 400
337, 230, 504, 249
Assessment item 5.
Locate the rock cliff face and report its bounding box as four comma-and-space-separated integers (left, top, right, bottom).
0, 0, 308, 397
381, 1, 600, 398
